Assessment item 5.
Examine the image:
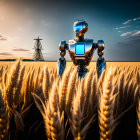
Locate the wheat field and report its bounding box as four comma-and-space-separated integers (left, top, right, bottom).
0, 60, 140, 140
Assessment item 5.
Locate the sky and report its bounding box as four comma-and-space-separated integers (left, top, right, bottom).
0, 0, 140, 61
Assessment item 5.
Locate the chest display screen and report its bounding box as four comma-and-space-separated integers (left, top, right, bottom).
75, 44, 85, 55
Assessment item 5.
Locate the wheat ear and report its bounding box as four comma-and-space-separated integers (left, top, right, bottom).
5, 60, 20, 108
71, 80, 95, 140
59, 67, 71, 111
14, 65, 25, 106
33, 82, 65, 140
135, 86, 140, 139
98, 67, 117, 140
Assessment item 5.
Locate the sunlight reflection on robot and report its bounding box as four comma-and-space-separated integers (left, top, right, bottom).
57, 20, 106, 78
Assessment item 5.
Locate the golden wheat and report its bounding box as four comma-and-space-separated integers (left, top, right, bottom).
5, 60, 20, 109
33, 81, 65, 140
0, 90, 9, 139
59, 67, 71, 112
71, 77, 96, 140
0, 61, 139, 139
42, 65, 50, 100
98, 67, 117, 140
65, 68, 78, 117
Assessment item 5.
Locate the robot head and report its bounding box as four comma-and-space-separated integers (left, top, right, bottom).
73, 20, 88, 37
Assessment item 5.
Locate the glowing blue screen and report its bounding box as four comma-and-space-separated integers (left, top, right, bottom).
75, 44, 85, 55
74, 25, 83, 31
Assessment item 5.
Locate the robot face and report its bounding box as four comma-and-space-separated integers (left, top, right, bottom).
73, 20, 88, 37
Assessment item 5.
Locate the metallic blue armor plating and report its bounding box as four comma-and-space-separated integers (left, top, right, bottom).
57, 20, 106, 78
57, 58, 66, 76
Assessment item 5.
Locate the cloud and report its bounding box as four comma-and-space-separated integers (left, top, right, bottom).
12, 48, 30, 51
117, 35, 140, 48
120, 32, 132, 37
116, 25, 131, 30
27, 52, 33, 54
123, 19, 131, 24
116, 35, 140, 61
132, 30, 140, 36
0, 35, 7, 41
115, 17, 140, 34
0, 52, 13, 56
133, 17, 140, 21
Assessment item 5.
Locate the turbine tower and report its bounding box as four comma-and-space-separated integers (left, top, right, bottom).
33, 37, 44, 61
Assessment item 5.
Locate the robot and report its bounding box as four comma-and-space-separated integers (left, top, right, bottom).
57, 20, 106, 78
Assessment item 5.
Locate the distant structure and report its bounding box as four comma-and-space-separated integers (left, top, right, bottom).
33, 37, 44, 61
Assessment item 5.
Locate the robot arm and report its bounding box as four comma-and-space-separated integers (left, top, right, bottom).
57, 41, 67, 77
96, 40, 106, 78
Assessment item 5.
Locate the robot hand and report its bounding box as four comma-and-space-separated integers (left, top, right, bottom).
96, 40, 106, 78
57, 57, 66, 77
97, 57, 106, 78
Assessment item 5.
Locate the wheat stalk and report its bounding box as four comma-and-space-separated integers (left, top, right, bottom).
65, 68, 77, 116
83, 69, 93, 119
13, 110, 24, 131
0, 90, 9, 139
42, 65, 50, 100
33, 82, 65, 140
0, 66, 3, 83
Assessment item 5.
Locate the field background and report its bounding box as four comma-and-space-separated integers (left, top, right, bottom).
1, 61, 140, 68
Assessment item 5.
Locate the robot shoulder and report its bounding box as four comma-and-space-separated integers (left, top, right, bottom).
85, 39, 94, 47
85, 38, 94, 43
68, 39, 76, 44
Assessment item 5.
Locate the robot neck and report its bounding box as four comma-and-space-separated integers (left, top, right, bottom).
77, 34, 84, 42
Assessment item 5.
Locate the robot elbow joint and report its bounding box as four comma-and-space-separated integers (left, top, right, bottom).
98, 40, 105, 50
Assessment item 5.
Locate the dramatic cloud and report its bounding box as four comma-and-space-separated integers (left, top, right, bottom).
12, 48, 30, 51
115, 17, 140, 37
123, 19, 131, 24
117, 35, 140, 48
0, 35, 7, 41
116, 25, 131, 30
133, 17, 140, 21
132, 30, 140, 36
122, 17, 140, 25
120, 32, 132, 37
116, 34, 140, 61
0, 52, 13, 56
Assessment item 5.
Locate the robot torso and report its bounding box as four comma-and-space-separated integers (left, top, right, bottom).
68, 39, 95, 66
57, 20, 106, 78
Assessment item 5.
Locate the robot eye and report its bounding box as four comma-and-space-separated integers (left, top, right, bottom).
74, 25, 83, 31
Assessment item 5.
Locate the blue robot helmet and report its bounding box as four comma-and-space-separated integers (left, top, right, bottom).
73, 20, 88, 37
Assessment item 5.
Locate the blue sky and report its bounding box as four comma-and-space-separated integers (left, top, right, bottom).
0, 0, 140, 61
